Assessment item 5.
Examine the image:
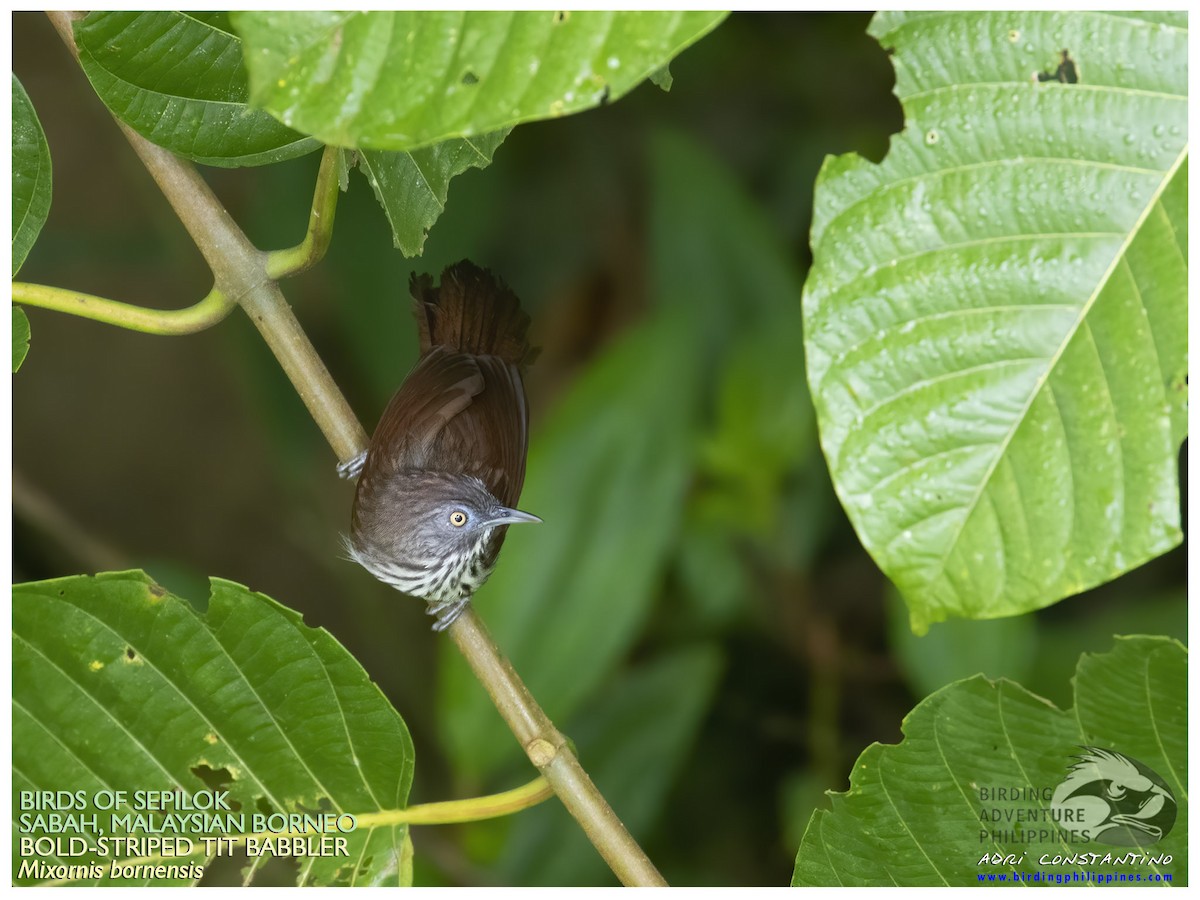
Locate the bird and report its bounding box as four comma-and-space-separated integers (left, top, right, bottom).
341, 261, 540, 631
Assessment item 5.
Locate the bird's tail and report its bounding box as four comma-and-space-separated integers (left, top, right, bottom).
411, 261, 536, 369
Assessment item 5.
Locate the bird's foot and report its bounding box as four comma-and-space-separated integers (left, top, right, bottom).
337, 451, 367, 480
428, 598, 471, 632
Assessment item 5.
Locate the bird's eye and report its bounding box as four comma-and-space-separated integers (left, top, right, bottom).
449, 510, 468, 527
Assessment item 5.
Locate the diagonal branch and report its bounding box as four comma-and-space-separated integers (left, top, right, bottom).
47, 11, 367, 467
44, 10, 665, 887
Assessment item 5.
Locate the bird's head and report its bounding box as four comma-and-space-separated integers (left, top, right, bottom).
406, 472, 541, 552
350, 470, 540, 596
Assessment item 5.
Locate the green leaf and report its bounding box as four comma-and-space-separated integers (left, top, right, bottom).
803, 11, 1189, 631
231, 11, 728, 150
13, 572, 414, 886
12, 306, 31, 372
497, 646, 723, 885
12, 74, 51, 276
438, 309, 701, 780
358, 130, 509, 257
793, 636, 1187, 886
74, 12, 320, 167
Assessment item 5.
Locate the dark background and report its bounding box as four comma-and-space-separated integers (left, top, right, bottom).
12, 11, 1187, 887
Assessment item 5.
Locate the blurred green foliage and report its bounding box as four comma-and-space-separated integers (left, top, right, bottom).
12, 11, 1186, 887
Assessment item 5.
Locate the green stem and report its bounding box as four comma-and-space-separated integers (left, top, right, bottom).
47, 778, 554, 885
360, 775, 553, 826
11, 282, 233, 335
108, 123, 367, 460
266, 145, 343, 280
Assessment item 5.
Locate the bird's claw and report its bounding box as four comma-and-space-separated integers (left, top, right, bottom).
337, 451, 368, 480
429, 598, 470, 632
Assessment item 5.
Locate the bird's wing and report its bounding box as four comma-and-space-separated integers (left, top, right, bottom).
361, 347, 529, 509
454, 354, 528, 507
363, 346, 484, 476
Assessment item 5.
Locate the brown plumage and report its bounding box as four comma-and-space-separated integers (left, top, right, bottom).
347, 261, 540, 630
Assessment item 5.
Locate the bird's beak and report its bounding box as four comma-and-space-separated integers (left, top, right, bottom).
487, 507, 543, 526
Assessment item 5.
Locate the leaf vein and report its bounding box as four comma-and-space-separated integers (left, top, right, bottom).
817, 815, 844, 886
877, 763, 949, 884
819, 304, 1078, 383
55, 601, 299, 813
348, 829, 372, 886
1143, 653, 1185, 803
12, 700, 115, 794
903, 81, 1186, 104
996, 686, 1075, 859
13, 633, 180, 789
855, 356, 1046, 425
823, 157, 1167, 245
918, 146, 1187, 599
858, 440, 1000, 497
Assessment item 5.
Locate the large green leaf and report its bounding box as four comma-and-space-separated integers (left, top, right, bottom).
804, 11, 1188, 631
230, 11, 728, 150
12, 74, 51, 276
12, 572, 414, 886
793, 636, 1187, 886
358, 130, 509, 257
74, 12, 319, 167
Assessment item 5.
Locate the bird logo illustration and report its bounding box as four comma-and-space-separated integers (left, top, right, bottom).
1051, 747, 1176, 847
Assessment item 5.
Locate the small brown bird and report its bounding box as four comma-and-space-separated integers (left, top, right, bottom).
342, 261, 540, 630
